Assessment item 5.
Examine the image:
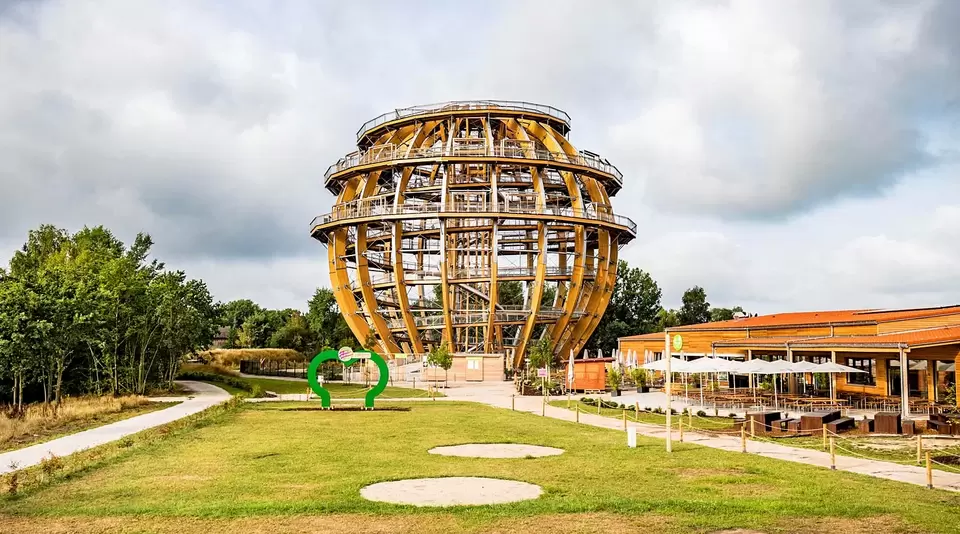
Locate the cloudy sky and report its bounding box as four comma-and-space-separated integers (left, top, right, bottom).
1, 0, 958, 314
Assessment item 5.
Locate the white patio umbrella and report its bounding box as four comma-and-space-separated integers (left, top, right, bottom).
812, 361, 866, 402
790, 361, 818, 394
812, 362, 866, 373
734, 359, 770, 408
642, 358, 689, 402
685, 357, 716, 405
641, 357, 690, 373
792, 361, 819, 372
763, 359, 801, 409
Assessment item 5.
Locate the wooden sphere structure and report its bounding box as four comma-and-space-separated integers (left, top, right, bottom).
311, 101, 635, 368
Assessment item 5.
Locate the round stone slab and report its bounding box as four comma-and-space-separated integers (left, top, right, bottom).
428, 443, 564, 458
360, 477, 542, 506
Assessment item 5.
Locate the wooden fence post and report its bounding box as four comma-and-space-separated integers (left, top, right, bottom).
622, 409, 627, 430
830, 437, 836, 470
741, 426, 747, 453
823, 424, 828, 450
926, 452, 933, 489
917, 435, 923, 465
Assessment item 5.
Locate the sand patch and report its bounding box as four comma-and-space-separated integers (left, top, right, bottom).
428, 443, 564, 458
360, 476, 542, 506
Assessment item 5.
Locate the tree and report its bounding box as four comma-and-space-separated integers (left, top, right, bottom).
527, 336, 556, 370
238, 309, 289, 348
217, 299, 262, 348
678, 286, 711, 326
269, 311, 315, 355
541, 284, 557, 308
710, 306, 745, 322
426, 340, 453, 384
306, 288, 353, 350
0, 277, 49, 410
0, 224, 216, 404
585, 261, 662, 351
498, 281, 524, 307
656, 308, 680, 331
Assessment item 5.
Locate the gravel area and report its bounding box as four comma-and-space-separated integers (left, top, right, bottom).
428, 443, 564, 458
360, 477, 542, 506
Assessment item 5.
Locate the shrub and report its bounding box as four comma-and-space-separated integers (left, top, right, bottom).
6, 464, 19, 495
196, 348, 305, 368
40, 453, 63, 478
697, 410, 707, 417
606, 368, 623, 390
630, 368, 649, 387
728, 413, 738, 418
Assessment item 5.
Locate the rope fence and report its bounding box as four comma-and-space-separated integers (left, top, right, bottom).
551, 399, 960, 485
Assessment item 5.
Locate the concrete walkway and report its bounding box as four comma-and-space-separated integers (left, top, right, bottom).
493, 392, 960, 492
0, 381, 230, 475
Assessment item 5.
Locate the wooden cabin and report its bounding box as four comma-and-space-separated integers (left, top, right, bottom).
566, 357, 614, 392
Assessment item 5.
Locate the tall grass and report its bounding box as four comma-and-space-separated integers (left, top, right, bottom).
1, 395, 151, 446
196, 348, 305, 368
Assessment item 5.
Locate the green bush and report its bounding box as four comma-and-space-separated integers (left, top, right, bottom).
697, 410, 707, 417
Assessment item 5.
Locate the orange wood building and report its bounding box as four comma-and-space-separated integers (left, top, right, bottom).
619, 305, 960, 410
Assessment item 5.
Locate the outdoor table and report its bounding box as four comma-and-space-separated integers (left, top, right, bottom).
800, 410, 840, 431
873, 412, 901, 434
746, 411, 781, 433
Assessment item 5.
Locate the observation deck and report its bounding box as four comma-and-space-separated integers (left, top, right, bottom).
323, 142, 622, 196
356, 100, 571, 147
309, 199, 637, 245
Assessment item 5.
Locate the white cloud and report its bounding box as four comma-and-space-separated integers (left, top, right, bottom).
1, 0, 958, 316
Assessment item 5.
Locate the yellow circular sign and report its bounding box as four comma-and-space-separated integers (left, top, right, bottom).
672, 334, 683, 352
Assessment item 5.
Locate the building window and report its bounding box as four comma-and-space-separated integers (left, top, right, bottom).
846, 358, 875, 386
466, 359, 481, 370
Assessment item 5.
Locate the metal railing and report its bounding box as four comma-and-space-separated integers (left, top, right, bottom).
309, 200, 637, 235
383, 308, 587, 329
357, 100, 570, 140
324, 143, 622, 184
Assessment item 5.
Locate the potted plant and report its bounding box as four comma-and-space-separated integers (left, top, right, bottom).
630, 368, 649, 393
607, 367, 623, 397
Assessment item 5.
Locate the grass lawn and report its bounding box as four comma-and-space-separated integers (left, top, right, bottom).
3, 401, 960, 534
179, 363, 440, 399
1, 400, 173, 453
237, 377, 442, 399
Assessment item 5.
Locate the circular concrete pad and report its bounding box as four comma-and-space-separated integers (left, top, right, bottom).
428, 443, 564, 458
360, 477, 542, 506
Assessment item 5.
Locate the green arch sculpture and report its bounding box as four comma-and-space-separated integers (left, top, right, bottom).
308, 347, 389, 409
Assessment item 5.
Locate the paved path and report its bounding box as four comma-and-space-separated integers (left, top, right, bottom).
0, 381, 230, 475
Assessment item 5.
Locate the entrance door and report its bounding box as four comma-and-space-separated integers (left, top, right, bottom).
889, 360, 902, 397
466, 357, 483, 382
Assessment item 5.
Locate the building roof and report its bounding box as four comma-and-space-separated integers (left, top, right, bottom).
667, 305, 960, 332
712, 325, 960, 350
619, 332, 666, 341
